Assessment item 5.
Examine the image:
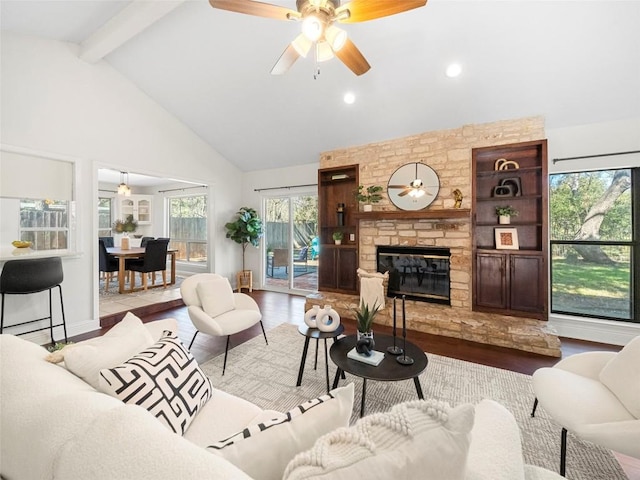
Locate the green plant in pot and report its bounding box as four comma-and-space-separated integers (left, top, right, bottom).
332, 231, 344, 245
356, 185, 384, 212
225, 207, 264, 272
496, 205, 518, 224
112, 215, 138, 234
353, 300, 381, 356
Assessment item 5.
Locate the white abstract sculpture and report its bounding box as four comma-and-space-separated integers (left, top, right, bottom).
316, 305, 341, 332
304, 304, 321, 328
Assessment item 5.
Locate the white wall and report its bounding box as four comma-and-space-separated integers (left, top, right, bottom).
546, 117, 640, 345
242, 162, 319, 289
0, 32, 244, 341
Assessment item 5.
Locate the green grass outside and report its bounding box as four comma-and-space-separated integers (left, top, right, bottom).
551, 259, 631, 319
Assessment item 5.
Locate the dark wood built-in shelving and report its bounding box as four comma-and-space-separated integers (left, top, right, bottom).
472, 139, 549, 320
317, 165, 360, 294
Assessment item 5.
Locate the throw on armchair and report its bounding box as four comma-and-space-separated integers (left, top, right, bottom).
180, 273, 268, 375
531, 335, 640, 476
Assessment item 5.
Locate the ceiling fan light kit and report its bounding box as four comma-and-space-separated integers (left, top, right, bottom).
209, 0, 427, 76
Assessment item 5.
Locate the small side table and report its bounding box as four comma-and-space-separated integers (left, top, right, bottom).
236, 270, 252, 292
296, 324, 344, 394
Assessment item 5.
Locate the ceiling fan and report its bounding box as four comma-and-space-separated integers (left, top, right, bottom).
209, 0, 427, 76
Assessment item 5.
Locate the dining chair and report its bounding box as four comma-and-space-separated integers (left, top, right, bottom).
99, 236, 114, 248
128, 239, 169, 290
140, 236, 154, 248
98, 239, 120, 292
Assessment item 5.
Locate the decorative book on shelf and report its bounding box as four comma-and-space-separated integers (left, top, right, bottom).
347, 347, 385, 366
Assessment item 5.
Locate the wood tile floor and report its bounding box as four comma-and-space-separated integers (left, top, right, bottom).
86, 290, 636, 479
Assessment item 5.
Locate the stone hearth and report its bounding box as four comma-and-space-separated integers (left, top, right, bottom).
305, 292, 560, 357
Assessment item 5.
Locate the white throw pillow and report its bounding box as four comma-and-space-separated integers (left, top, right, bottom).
197, 278, 235, 318
283, 399, 474, 480
61, 312, 155, 389
99, 331, 213, 435
599, 335, 640, 418
207, 383, 354, 480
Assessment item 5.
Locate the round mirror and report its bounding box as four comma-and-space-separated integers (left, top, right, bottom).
387, 163, 440, 211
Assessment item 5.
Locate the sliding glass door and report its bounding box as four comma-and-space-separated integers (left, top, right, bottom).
264, 194, 318, 292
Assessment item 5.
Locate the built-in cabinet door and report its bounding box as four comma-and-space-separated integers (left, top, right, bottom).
336, 247, 358, 292
475, 252, 507, 309
318, 246, 338, 290
318, 246, 358, 293
510, 254, 545, 313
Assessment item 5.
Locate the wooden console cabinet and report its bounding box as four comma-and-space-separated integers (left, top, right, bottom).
472, 140, 548, 320
317, 165, 359, 294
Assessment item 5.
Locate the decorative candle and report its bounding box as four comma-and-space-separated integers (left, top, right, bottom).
393, 297, 397, 335
402, 295, 407, 337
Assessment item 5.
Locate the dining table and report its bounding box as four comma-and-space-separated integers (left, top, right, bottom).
107, 246, 178, 294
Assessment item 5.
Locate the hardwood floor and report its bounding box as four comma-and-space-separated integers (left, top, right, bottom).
85, 290, 621, 372
77, 290, 635, 479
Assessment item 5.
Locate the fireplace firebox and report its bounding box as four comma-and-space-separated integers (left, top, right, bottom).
376, 246, 451, 305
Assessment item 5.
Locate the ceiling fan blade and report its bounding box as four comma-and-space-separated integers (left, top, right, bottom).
209, 0, 298, 21
271, 44, 300, 75
388, 185, 411, 189
398, 189, 412, 197
335, 38, 370, 76
336, 0, 427, 23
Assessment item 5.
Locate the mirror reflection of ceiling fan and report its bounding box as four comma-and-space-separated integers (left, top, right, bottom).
209, 0, 427, 76
388, 163, 432, 198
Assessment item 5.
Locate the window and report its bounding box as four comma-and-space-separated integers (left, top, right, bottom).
98, 197, 113, 237
549, 168, 638, 322
19, 199, 69, 250
168, 195, 207, 263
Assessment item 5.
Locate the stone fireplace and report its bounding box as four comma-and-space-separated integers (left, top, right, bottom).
306, 116, 561, 357
377, 245, 451, 305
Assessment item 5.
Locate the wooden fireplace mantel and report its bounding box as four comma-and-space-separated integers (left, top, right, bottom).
354, 208, 471, 221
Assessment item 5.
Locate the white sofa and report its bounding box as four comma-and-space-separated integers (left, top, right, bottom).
0, 318, 562, 480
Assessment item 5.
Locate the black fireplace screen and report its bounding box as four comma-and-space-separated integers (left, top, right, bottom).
376, 246, 451, 305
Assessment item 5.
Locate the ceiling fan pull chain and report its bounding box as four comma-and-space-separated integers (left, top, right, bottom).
313, 45, 320, 80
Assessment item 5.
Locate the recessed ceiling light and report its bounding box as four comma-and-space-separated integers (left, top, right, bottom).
446, 63, 462, 78
343, 92, 356, 104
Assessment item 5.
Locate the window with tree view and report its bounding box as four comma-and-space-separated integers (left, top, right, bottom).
168, 195, 207, 263
549, 168, 638, 322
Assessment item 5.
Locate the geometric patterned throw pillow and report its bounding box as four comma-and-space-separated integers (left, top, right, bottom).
99, 331, 213, 435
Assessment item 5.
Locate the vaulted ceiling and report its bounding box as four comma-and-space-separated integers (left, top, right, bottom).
2, 1, 639, 172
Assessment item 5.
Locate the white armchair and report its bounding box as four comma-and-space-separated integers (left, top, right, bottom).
180, 273, 268, 375
531, 336, 640, 476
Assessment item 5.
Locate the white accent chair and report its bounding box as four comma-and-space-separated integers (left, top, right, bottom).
180, 273, 267, 375
531, 336, 640, 477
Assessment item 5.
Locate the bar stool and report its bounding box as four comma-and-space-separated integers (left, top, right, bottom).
0, 256, 68, 344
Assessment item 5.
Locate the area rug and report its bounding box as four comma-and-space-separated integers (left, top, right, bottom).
199, 323, 626, 480
98, 275, 184, 297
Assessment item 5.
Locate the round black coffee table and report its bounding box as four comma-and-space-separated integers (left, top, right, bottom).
330, 333, 428, 417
